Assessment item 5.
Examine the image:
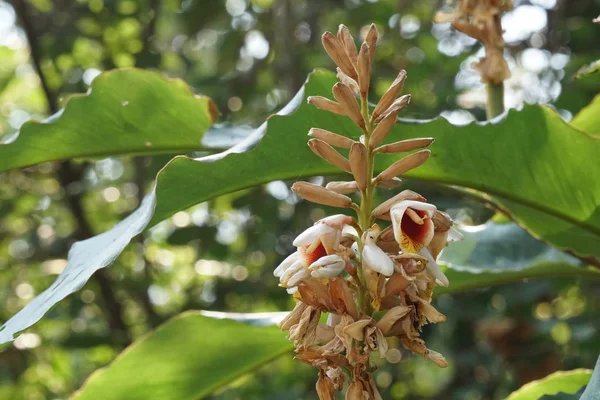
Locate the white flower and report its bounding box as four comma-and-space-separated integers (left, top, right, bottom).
274, 252, 300, 277
293, 221, 341, 255
308, 254, 346, 278
419, 247, 449, 287
362, 228, 394, 277
390, 200, 436, 253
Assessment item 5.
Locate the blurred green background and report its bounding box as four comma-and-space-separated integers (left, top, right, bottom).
1, 0, 600, 399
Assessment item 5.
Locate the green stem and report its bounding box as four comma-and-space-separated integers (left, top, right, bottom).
486, 81, 505, 120
355, 93, 376, 316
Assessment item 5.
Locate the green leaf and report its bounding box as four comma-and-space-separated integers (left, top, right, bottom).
506, 369, 592, 400
571, 93, 600, 134
72, 312, 293, 400
149, 69, 600, 264
437, 222, 600, 295
5, 69, 600, 345
0, 69, 218, 172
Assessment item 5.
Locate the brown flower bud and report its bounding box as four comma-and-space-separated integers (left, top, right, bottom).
308, 139, 352, 173
357, 43, 371, 97
374, 94, 411, 123
369, 111, 397, 149
418, 300, 447, 323
307, 96, 346, 115
349, 143, 368, 191
375, 137, 435, 154
337, 24, 358, 64
332, 82, 365, 128
427, 349, 449, 368
372, 70, 407, 121
390, 253, 427, 274
400, 337, 427, 355
372, 189, 426, 219
376, 177, 402, 190
432, 210, 453, 232
326, 181, 359, 195
376, 149, 431, 181
322, 31, 357, 80
336, 68, 360, 95
365, 24, 378, 62
292, 181, 353, 208
308, 128, 354, 149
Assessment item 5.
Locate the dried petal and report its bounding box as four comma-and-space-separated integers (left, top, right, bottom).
332, 82, 365, 128
279, 301, 309, 331
308, 139, 352, 173
316, 372, 336, 400
292, 182, 353, 208
349, 142, 368, 191
384, 273, 411, 297
417, 299, 447, 323
316, 324, 336, 344
375, 137, 435, 154
298, 279, 336, 312
376, 150, 431, 181
326, 181, 359, 195
346, 382, 366, 400
329, 277, 359, 320
376, 305, 412, 335
309, 127, 354, 149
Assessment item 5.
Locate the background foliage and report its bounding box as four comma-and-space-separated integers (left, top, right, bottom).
1, 0, 600, 399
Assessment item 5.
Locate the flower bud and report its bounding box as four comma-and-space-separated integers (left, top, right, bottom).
372, 189, 426, 219
322, 31, 357, 80
309, 128, 354, 149
308, 96, 345, 115
357, 43, 371, 97
375, 137, 434, 154
326, 181, 359, 195
349, 143, 368, 191
292, 182, 354, 208
365, 23, 378, 62
332, 82, 365, 128
308, 139, 352, 173
369, 111, 397, 149
374, 95, 411, 123
372, 70, 406, 121
337, 24, 358, 64
376, 149, 431, 181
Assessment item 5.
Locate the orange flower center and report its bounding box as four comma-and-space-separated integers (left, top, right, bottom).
300, 242, 328, 266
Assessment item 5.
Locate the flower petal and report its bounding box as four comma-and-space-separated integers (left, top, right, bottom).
274, 251, 299, 277
287, 268, 311, 287
308, 254, 345, 278
419, 248, 449, 287
363, 244, 394, 277
448, 227, 464, 242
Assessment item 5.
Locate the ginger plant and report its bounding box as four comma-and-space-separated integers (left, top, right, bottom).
274, 24, 463, 399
